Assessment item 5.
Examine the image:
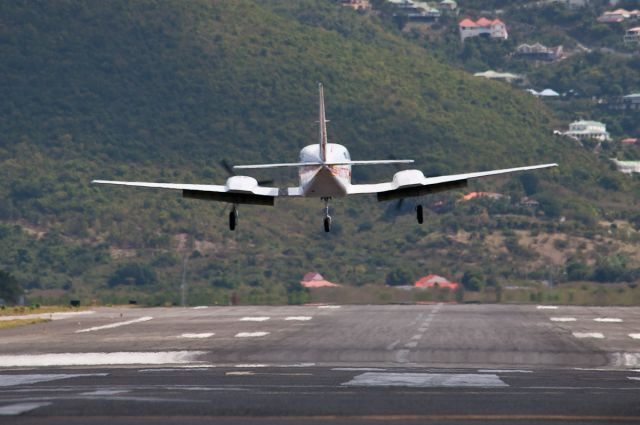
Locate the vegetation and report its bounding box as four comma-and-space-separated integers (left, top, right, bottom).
0, 318, 51, 330
0, 0, 639, 305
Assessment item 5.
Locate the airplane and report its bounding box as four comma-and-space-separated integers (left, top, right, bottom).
93, 83, 557, 232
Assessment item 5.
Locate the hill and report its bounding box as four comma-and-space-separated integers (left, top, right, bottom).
0, 0, 638, 305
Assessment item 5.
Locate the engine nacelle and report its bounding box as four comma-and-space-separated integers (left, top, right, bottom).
392, 169, 425, 188
225, 175, 258, 192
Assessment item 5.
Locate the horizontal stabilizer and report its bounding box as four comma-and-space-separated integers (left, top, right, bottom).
233, 159, 414, 169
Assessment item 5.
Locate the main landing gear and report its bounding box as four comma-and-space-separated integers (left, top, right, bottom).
416, 204, 424, 224
322, 197, 331, 233
229, 205, 238, 231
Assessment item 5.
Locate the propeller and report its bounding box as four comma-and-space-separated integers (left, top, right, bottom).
220, 159, 274, 186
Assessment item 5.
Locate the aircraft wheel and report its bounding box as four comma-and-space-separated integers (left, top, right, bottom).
416, 204, 424, 224
229, 208, 237, 231
323, 216, 331, 233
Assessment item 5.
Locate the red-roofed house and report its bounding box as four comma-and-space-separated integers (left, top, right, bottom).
459, 17, 508, 41
621, 138, 638, 145
460, 191, 505, 201
300, 272, 341, 288
414, 274, 459, 290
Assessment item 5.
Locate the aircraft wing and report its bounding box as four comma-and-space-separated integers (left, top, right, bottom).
347, 163, 558, 201
91, 178, 298, 206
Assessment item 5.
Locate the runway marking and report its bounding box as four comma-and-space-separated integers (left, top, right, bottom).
0, 402, 51, 416
609, 353, 640, 367
573, 332, 604, 339
284, 316, 312, 321
630, 334, 640, 340
628, 377, 640, 381
411, 334, 422, 340
138, 366, 215, 372
478, 369, 532, 374
81, 389, 129, 396
0, 373, 108, 387
395, 349, 410, 363
342, 372, 508, 388
75, 316, 153, 333
550, 317, 576, 322
278, 363, 316, 367
0, 311, 95, 321
332, 368, 387, 371
191, 306, 208, 309
226, 371, 254, 376
0, 351, 205, 367
235, 364, 268, 368
537, 305, 558, 309
239, 317, 270, 322
404, 341, 418, 348
594, 318, 623, 323
179, 333, 214, 339
235, 332, 269, 338
317, 305, 341, 309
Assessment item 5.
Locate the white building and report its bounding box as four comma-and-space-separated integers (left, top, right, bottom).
458, 17, 508, 42
611, 159, 640, 174
624, 27, 640, 45
474, 70, 524, 83
564, 120, 610, 141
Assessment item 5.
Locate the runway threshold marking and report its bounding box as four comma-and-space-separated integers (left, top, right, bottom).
573, 332, 605, 339
179, 333, 214, 339
594, 318, 623, 323
0, 402, 51, 416
235, 332, 270, 337
550, 317, 576, 322
537, 305, 558, 309
630, 334, 640, 339
75, 316, 153, 333
285, 316, 312, 321
0, 351, 205, 367
239, 317, 270, 322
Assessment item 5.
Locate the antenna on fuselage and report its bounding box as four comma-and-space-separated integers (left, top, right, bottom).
318, 82, 328, 163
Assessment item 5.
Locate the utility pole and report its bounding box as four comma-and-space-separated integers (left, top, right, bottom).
180, 254, 189, 307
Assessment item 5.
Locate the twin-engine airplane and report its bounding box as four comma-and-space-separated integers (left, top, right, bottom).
93, 83, 557, 232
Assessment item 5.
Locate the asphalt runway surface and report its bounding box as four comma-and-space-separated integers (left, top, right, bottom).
0, 304, 639, 424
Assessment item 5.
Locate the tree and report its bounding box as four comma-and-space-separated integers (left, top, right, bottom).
519, 173, 539, 196
461, 270, 485, 291
386, 268, 412, 286
0, 270, 22, 304
108, 263, 157, 287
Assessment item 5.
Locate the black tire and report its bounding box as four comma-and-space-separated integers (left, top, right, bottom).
416, 204, 424, 224
323, 216, 331, 233
229, 209, 237, 231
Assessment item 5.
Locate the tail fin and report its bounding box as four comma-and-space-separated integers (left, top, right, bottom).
318, 82, 328, 163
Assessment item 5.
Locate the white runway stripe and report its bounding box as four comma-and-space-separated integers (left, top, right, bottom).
594, 318, 623, 323
179, 333, 214, 339
550, 317, 576, 322
573, 332, 604, 339
0, 351, 204, 367
318, 305, 341, 309
0, 373, 107, 387
76, 316, 152, 333
191, 306, 208, 310
0, 402, 51, 416
536, 305, 558, 310
285, 316, 312, 321
342, 372, 508, 388
239, 317, 270, 322
235, 332, 269, 338
629, 334, 640, 340
478, 369, 532, 374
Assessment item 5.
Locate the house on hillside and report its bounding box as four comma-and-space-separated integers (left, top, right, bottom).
389, 0, 441, 22
598, 9, 631, 23
624, 27, 640, 46
458, 17, 508, 42
414, 274, 459, 290
474, 70, 524, 84
621, 138, 638, 145
609, 93, 640, 111
439, 0, 457, 11
515, 43, 563, 61
460, 191, 505, 202
341, 0, 371, 11
300, 272, 341, 288
563, 120, 610, 141
611, 159, 640, 174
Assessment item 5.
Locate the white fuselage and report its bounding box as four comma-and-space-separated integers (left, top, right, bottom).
299, 143, 351, 198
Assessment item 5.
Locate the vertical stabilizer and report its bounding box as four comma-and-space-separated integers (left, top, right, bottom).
318, 82, 328, 163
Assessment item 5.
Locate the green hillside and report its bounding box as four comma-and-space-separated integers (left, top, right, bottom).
0, 0, 637, 305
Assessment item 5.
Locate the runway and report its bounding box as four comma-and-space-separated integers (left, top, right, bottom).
0, 304, 639, 423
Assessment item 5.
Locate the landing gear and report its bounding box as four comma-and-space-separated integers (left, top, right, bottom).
229, 205, 238, 231
416, 204, 424, 224
322, 197, 332, 232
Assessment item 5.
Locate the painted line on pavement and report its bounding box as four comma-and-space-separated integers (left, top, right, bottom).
317, 305, 341, 309
239, 317, 270, 322
0, 351, 205, 367
0, 402, 51, 416
573, 332, 604, 339
235, 332, 269, 338
76, 316, 152, 333
537, 305, 558, 309
342, 372, 508, 388
179, 333, 214, 339
0, 373, 108, 387
594, 318, 622, 323
478, 369, 532, 374
630, 334, 640, 340
550, 317, 576, 322
284, 316, 312, 321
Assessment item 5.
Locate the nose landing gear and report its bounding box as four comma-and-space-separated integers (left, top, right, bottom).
416, 204, 424, 224
322, 197, 332, 232
229, 205, 238, 231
